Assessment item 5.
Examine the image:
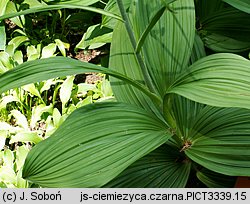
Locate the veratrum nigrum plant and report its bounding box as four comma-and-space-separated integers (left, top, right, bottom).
0, 0, 250, 187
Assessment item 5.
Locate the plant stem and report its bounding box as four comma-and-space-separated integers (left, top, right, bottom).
115, 0, 159, 96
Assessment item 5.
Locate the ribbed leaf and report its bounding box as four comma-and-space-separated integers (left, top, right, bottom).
190, 33, 206, 64
184, 107, 250, 176
110, 21, 161, 115
109, 0, 195, 115
132, 0, 195, 96
0, 57, 160, 104
223, 0, 250, 14
164, 94, 250, 176
105, 144, 191, 188
168, 53, 250, 109
102, 0, 131, 29
22, 102, 171, 187
196, 0, 250, 52
197, 168, 236, 188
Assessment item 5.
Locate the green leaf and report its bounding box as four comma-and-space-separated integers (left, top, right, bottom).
223, 0, 250, 14
0, 56, 160, 106
197, 168, 236, 188
0, 95, 21, 110
184, 106, 250, 176
76, 24, 113, 50
15, 146, 29, 172
196, 1, 250, 52
0, 131, 7, 150
102, 0, 131, 29
0, 23, 6, 50
10, 110, 29, 129
0, 4, 123, 22
0, 0, 8, 16
41, 43, 57, 58
22, 84, 41, 98
55, 39, 69, 57
5, 1, 25, 28
10, 132, 43, 144
110, 21, 161, 115
22, 102, 170, 187
50, 0, 100, 6
190, 33, 206, 64
168, 53, 250, 110
30, 104, 53, 129
105, 144, 191, 187
8, 36, 29, 51
59, 75, 74, 105
132, 0, 195, 96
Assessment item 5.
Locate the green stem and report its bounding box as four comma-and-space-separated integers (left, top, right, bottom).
115, 0, 159, 96
52, 85, 60, 108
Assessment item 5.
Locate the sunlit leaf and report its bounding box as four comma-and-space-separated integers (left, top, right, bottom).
23, 102, 170, 187
169, 53, 250, 110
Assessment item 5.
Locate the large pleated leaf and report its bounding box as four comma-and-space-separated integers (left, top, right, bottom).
196, 0, 250, 52
132, 0, 195, 96
22, 102, 170, 187
109, 21, 161, 115
197, 168, 236, 188
183, 107, 250, 176
109, 0, 195, 114
168, 53, 250, 110
105, 144, 191, 188
223, 0, 250, 14
0, 56, 159, 104
163, 94, 250, 176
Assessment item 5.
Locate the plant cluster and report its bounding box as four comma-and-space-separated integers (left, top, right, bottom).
0, 0, 250, 188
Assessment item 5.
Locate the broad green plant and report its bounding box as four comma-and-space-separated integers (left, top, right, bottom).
0, 0, 250, 187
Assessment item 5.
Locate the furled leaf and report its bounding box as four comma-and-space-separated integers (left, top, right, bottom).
168, 53, 250, 110
22, 102, 170, 187
105, 144, 191, 187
